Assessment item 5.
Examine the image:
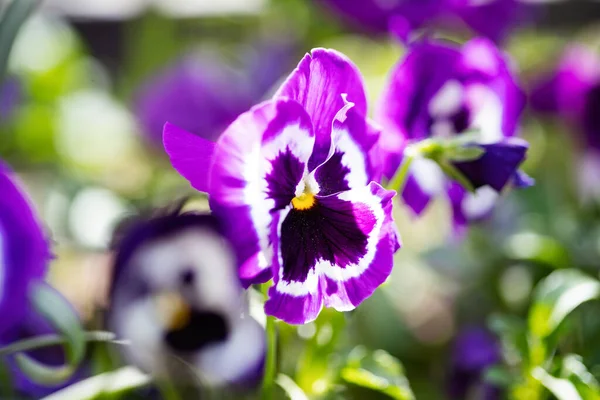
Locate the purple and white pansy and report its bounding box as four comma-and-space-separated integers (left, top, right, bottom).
377, 38, 531, 232
164, 48, 400, 324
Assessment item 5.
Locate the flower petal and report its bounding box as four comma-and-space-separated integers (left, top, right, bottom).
275, 48, 367, 170
0, 163, 49, 337
451, 138, 528, 192
209, 99, 315, 284
163, 122, 216, 193
312, 98, 380, 196
265, 182, 399, 324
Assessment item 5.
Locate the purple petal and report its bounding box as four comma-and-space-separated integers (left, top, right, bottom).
512, 170, 534, 188
378, 40, 462, 146
163, 122, 216, 193
452, 138, 529, 192
275, 48, 368, 170
530, 45, 600, 119
209, 99, 315, 284
447, 182, 467, 235
312, 99, 380, 196
135, 55, 254, 146
265, 183, 399, 324
402, 172, 434, 216
0, 162, 49, 337
452, 0, 533, 44
401, 156, 447, 216
318, 0, 445, 36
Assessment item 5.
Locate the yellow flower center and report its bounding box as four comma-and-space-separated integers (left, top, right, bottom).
291, 192, 316, 210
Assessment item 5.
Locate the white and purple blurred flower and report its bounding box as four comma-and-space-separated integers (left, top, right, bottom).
0, 161, 49, 337
108, 211, 265, 388
317, 0, 531, 43
164, 48, 400, 325
377, 38, 531, 232
530, 45, 600, 201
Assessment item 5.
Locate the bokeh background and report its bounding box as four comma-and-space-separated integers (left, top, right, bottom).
4, 0, 600, 399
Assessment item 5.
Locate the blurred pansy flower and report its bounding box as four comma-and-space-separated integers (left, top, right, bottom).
377, 38, 530, 232
530, 45, 600, 201
134, 43, 296, 147
0, 161, 49, 337
317, 0, 530, 43
108, 210, 265, 388
0, 283, 85, 398
165, 48, 400, 325
448, 327, 502, 399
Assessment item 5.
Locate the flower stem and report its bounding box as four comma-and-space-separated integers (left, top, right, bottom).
0, 331, 121, 357
261, 316, 277, 400
260, 282, 277, 400
386, 151, 415, 194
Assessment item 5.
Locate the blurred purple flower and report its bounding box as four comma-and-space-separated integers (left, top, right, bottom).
377, 38, 530, 232
134, 43, 297, 147
134, 55, 254, 145
448, 327, 502, 400
0, 161, 49, 337
0, 283, 85, 398
530, 45, 600, 201
164, 48, 400, 325
317, 0, 530, 43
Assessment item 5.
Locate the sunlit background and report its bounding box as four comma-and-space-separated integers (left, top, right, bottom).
4, 0, 600, 399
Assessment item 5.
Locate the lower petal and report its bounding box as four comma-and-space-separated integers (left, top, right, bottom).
265, 183, 399, 324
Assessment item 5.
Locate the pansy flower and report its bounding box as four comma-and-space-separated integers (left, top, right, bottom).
0, 161, 49, 337
447, 327, 502, 400
377, 38, 530, 232
108, 210, 266, 388
165, 48, 400, 324
317, 0, 531, 43
530, 45, 600, 201
134, 42, 296, 147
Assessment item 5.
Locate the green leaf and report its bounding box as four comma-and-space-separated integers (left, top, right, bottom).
532, 367, 582, 400
14, 355, 76, 386
29, 283, 86, 365
444, 145, 485, 162
437, 160, 476, 193
529, 270, 600, 338
561, 355, 600, 400
39, 366, 151, 400
276, 374, 309, 400
13, 283, 86, 385
340, 347, 414, 400
483, 366, 513, 387
504, 232, 571, 269
0, 0, 39, 82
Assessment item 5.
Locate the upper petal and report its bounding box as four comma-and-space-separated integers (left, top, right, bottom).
209, 99, 315, 284
264, 182, 399, 324
312, 97, 380, 196
275, 48, 368, 170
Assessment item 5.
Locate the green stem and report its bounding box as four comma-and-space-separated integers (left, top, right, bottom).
261, 315, 277, 400
0, 331, 120, 357
386, 151, 415, 194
